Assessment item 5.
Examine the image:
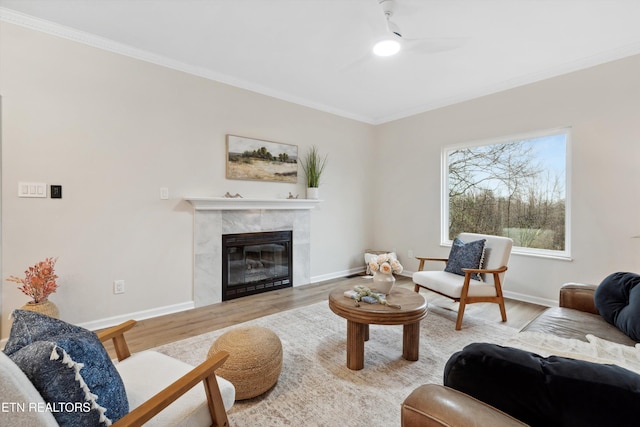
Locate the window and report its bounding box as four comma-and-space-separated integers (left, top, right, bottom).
442, 128, 570, 258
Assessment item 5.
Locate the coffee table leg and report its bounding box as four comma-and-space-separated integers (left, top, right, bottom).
346, 320, 366, 370
402, 321, 421, 361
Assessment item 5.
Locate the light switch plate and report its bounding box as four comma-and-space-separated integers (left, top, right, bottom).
18, 182, 47, 198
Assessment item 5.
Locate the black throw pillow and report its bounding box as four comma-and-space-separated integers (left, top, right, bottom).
594, 272, 640, 342
444, 342, 640, 427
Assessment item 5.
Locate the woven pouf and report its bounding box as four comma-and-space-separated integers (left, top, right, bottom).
208, 326, 283, 400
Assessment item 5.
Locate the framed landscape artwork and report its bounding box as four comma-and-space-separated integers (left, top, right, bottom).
226, 135, 298, 183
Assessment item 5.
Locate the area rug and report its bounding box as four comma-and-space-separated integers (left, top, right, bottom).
153, 301, 518, 427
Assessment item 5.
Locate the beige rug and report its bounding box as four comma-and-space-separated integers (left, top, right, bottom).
154, 301, 517, 427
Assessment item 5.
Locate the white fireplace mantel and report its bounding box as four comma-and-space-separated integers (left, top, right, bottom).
185, 197, 322, 211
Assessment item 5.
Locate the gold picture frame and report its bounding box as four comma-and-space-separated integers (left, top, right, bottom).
226, 135, 298, 183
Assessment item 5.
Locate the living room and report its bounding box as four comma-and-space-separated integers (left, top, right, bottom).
1, 2, 640, 424
2, 1, 639, 338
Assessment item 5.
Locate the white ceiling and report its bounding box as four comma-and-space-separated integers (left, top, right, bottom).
2, 0, 640, 124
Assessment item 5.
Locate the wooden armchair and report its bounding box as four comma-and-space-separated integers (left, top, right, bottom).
97, 320, 235, 427
413, 233, 513, 330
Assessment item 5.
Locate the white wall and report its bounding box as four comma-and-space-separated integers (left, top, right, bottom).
374, 54, 640, 305
0, 23, 375, 338
2, 20, 640, 339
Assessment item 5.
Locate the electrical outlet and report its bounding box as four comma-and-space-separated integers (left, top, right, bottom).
408, 249, 414, 258
113, 280, 125, 294
160, 187, 169, 200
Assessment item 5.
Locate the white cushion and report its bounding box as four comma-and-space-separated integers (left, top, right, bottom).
457, 233, 512, 285
115, 351, 235, 427
412, 270, 498, 298
0, 351, 58, 427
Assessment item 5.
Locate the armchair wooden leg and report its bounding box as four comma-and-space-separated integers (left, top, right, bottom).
493, 273, 508, 322
498, 299, 507, 322
414, 284, 421, 293
455, 300, 466, 331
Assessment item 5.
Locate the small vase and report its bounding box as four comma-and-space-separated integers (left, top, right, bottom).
306, 187, 319, 200
371, 272, 396, 295
20, 300, 60, 319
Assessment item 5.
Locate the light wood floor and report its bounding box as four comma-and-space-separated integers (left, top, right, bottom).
102, 275, 547, 358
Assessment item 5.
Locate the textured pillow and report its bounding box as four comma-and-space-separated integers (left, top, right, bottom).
444, 237, 486, 281
594, 272, 640, 342
4, 310, 129, 426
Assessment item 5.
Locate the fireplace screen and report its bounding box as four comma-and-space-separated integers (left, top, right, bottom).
222, 230, 292, 301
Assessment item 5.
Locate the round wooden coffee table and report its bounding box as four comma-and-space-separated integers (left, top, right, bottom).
328, 285, 428, 370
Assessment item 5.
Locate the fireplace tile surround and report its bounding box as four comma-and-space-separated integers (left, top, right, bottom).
187, 198, 319, 307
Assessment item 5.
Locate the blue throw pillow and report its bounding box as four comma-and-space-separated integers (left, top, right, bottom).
444, 237, 486, 281
594, 272, 640, 342
4, 310, 129, 426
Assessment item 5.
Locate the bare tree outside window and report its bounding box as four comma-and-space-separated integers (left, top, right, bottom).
445, 130, 568, 254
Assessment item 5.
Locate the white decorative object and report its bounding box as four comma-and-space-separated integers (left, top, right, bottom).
371, 271, 396, 294
306, 187, 319, 200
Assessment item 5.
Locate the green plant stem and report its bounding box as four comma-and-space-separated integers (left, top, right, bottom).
301, 145, 327, 188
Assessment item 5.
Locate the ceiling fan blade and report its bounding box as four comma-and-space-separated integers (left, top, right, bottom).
403, 36, 468, 54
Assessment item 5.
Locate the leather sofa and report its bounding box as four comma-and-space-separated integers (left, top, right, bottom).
401, 283, 638, 427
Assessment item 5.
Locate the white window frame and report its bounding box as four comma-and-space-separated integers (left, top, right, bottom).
441, 127, 572, 260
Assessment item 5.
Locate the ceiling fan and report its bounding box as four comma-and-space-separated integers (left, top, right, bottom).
372, 0, 465, 57
373, 0, 403, 56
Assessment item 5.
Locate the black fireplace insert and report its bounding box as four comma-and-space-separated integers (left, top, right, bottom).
222, 230, 293, 301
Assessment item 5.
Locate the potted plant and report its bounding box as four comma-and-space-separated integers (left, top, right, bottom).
300, 145, 328, 199
6, 257, 60, 318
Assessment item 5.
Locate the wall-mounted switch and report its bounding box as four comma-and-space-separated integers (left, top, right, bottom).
18, 182, 47, 198
51, 185, 62, 199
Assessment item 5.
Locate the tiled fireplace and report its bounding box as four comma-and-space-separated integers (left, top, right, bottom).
186, 198, 320, 307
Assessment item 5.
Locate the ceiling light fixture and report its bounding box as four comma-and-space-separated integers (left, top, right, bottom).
373, 0, 401, 57
373, 39, 401, 56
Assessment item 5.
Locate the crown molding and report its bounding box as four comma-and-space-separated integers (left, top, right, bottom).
0, 7, 375, 125
373, 40, 640, 124
3, 7, 640, 127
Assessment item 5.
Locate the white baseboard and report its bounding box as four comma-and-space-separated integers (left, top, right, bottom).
0, 301, 195, 350
79, 301, 195, 331
502, 290, 556, 308
310, 267, 366, 284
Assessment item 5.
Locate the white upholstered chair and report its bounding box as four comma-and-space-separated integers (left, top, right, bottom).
99, 320, 235, 427
413, 232, 513, 330
0, 319, 235, 427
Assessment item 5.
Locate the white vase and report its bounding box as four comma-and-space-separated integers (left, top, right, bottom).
306, 187, 319, 199
371, 272, 396, 295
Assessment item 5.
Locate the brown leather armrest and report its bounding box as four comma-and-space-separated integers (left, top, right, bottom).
559, 283, 599, 314
401, 384, 527, 427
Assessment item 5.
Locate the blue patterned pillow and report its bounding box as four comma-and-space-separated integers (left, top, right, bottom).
4, 310, 128, 426
444, 237, 486, 281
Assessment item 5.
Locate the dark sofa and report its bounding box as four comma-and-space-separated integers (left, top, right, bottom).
401, 281, 640, 427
